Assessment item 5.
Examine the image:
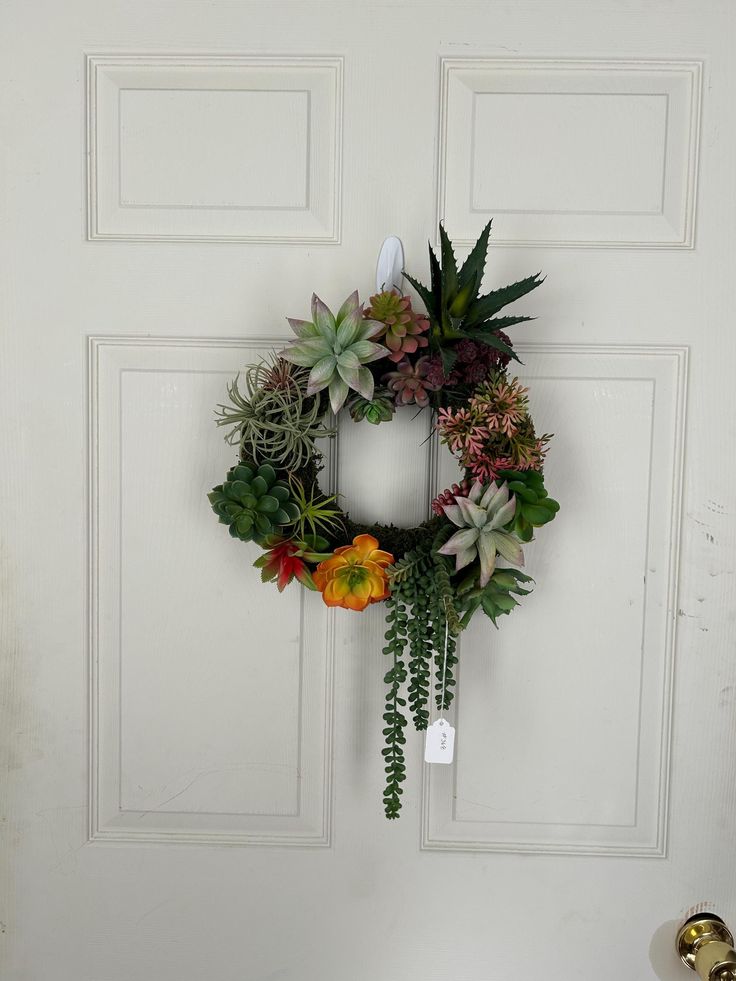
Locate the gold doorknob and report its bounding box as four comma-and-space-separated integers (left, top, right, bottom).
677, 914, 736, 981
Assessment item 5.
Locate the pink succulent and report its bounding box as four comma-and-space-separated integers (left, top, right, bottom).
383, 357, 438, 408
365, 290, 430, 363
435, 374, 549, 481
431, 480, 472, 516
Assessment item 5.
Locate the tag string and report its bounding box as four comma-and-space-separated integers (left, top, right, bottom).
438, 600, 450, 720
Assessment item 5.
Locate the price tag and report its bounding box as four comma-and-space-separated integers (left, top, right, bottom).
424, 718, 455, 764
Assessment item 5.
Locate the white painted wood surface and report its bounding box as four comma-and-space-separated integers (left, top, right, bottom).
2, 2, 735, 980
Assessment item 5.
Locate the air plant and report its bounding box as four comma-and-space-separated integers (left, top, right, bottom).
288, 474, 345, 542
215, 357, 334, 471
437, 480, 524, 587
403, 220, 544, 376
280, 292, 389, 413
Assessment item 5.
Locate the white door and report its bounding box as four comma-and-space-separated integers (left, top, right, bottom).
2, 2, 735, 979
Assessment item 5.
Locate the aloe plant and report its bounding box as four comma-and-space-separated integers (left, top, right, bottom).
403, 221, 544, 376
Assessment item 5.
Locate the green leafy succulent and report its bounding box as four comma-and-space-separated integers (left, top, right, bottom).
346, 387, 395, 425
208, 462, 300, 543
456, 568, 534, 627
403, 220, 544, 376
215, 357, 335, 470
436, 479, 524, 586
279, 292, 389, 413
497, 468, 560, 542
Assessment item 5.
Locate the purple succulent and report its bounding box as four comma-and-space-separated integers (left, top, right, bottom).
383, 357, 439, 408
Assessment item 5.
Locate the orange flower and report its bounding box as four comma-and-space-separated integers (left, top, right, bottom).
313, 534, 394, 611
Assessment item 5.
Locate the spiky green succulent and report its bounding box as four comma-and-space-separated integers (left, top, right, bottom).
346, 388, 395, 425
215, 357, 334, 470
403, 220, 544, 376
497, 468, 560, 542
436, 479, 524, 586
456, 568, 534, 627
279, 292, 389, 413
208, 462, 300, 543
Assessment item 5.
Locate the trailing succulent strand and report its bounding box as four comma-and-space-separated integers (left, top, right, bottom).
382, 592, 409, 819
389, 544, 435, 732
378, 527, 462, 816
208, 219, 559, 821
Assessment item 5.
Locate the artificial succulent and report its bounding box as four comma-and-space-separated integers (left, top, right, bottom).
403, 220, 544, 376
455, 567, 534, 627
215, 357, 334, 470
208, 462, 300, 543
280, 292, 389, 413
365, 290, 429, 362
497, 468, 560, 542
436, 479, 524, 586
383, 356, 438, 407
346, 388, 395, 425
253, 534, 332, 592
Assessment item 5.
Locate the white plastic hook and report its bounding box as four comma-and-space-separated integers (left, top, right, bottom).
375, 236, 404, 294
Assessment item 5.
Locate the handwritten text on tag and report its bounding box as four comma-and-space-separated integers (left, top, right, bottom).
424, 718, 455, 764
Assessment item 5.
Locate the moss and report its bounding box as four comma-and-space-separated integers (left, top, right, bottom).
288, 453, 443, 559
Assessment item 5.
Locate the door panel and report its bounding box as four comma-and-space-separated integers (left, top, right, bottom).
2, 2, 735, 980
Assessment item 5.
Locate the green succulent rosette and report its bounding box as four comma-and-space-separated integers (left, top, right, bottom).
208, 461, 300, 544
346, 388, 395, 425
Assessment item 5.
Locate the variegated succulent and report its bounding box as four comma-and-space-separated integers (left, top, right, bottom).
437, 480, 524, 586
279, 292, 389, 414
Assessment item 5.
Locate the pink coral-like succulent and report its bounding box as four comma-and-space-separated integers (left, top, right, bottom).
436, 373, 549, 481
383, 357, 438, 408
473, 375, 530, 437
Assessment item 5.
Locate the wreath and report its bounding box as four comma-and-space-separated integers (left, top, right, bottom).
208, 221, 559, 818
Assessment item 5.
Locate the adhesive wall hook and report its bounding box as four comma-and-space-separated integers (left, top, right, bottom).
375, 236, 404, 295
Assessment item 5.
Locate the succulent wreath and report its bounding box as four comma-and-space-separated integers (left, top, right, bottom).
208, 221, 559, 818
